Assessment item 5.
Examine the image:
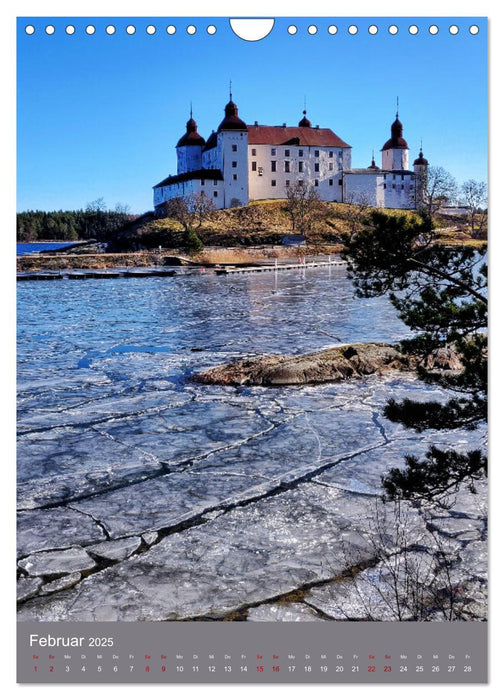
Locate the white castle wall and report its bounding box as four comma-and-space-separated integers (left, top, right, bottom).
177, 145, 202, 174
344, 173, 385, 208
382, 148, 409, 171
247, 144, 351, 202
153, 178, 224, 210
219, 130, 249, 207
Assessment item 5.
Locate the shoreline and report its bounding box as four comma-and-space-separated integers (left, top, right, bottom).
16, 245, 344, 273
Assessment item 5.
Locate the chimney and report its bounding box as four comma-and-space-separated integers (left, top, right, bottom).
282, 123, 286, 127
254, 120, 258, 126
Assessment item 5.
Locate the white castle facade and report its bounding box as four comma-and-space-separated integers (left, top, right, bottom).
153, 95, 428, 212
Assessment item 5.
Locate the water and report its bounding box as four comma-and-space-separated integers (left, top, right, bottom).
17, 241, 75, 255
17, 266, 487, 621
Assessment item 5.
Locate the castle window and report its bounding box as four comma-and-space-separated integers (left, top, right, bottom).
329, 151, 334, 158
271, 161, 277, 172
285, 149, 290, 157
393, 174, 396, 180
401, 184, 404, 189
299, 162, 304, 172
329, 179, 333, 186
384, 184, 387, 189
233, 174, 238, 181
258, 167, 264, 176
392, 184, 396, 189
338, 179, 343, 186
200, 179, 205, 185
329, 162, 333, 171
284, 161, 290, 173
213, 191, 218, 197
315, 179, 319, 187
232, 161, 237, 168
251, 148, 257, 156
232, 144, 237, 152
299, 149, 304, 157
401, 174, 404, 180
314, 150, 320, 158
314, 163, 319, 172
286, 179, 290, 186
213, 180, 218, 185
271, 148, 276, 156
252, 162, 257, 171
271, 179, 276, 187
298, 179, 303, 186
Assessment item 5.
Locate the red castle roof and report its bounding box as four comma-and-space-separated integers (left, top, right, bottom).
247, 125, 351, 148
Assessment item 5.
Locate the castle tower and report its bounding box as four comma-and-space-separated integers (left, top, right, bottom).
298, 109, 312, 128
217, 92, 249, 207
413, 145, 429, 208
381, 110, 409, 171
176, 110, 206, 175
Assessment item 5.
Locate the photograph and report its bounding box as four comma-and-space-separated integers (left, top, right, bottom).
16, 14, 488, 683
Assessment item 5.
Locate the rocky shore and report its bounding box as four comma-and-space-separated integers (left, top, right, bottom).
193, 342, 463, 387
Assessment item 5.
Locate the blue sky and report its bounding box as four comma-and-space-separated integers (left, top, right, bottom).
17, 16, 487, 214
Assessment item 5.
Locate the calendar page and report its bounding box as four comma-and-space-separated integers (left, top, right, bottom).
16, 11, 488, 684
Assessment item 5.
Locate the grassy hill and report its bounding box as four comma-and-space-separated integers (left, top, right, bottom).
115, 199, 443, 250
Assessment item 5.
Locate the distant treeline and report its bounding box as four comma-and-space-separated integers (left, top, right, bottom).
17, 200, 136, 242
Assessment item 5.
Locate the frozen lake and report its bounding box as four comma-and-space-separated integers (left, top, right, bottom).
17, 266, 487, 621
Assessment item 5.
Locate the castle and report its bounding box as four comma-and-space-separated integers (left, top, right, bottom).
153, 95, 428, 212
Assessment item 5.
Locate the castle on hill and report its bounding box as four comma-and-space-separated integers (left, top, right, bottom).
153, 94, 428, 212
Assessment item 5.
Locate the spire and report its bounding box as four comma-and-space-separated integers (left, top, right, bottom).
176, 108, 205, 147
218, 90, 248, 131
368, 150, 379, 170
396, 96, 399, 119
414, 141, 428, 166
298, 109, 312, 128
229, 80, 233, 102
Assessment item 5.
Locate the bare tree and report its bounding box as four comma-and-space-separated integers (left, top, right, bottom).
460, 180, 488, 238
191, 192, 216, 228
161, 197, 194, 232
330, 500, 483, 621
343, 192, 371, 238
161, 193, 215, 231
285, 181, 323, 235
417, 166, 458, 216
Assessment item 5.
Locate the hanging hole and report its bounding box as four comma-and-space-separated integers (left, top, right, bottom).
126, 25, 136, 35
328, 25, 338, 35
287, 25, 297, 35
85, 25, 95, 35
187, 25, 197, 35
429, 25, 439, 35
368, 25, 378, 35
388, 25, 398, 35
25, 25, 35, 35
65, 25, 75, 35
146, 25, 156, 35
45, 25, 55, 35
166, 25, 176, 35
230, 18, 274, 41
207, 25, 217, 35
106, 25, 116, 35
409, 25, 419, 35
348, 25, 358, 35
469, 25, 480, 35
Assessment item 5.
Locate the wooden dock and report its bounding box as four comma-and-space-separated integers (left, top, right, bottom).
213, 260, 346, 275
17, 260, 346, 282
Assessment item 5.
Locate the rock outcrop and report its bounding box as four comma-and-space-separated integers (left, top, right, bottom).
192, 342, 462, 387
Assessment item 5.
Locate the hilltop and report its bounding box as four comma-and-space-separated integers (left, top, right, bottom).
115, 199, 483, 250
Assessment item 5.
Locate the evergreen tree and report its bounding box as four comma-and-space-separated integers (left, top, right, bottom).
342, 210, 487, 503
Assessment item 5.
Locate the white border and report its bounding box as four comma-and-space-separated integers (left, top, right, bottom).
3, 2, 501, 698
